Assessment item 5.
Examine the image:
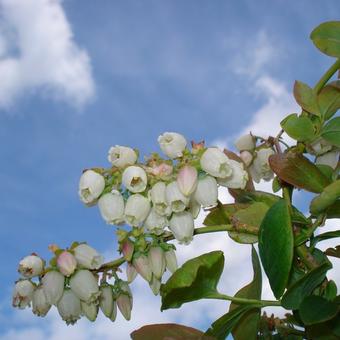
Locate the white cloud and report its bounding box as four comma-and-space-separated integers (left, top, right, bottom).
0, 0, 95, 108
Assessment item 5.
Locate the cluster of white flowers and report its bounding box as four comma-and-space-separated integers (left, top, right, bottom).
12, 244, 132, 325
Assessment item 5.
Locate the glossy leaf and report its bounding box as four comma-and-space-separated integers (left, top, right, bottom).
323, 280, 338, 301
293, 81, 320, 115
160, 251, 224, 310
280, 113, 315, 141
131, 323, 215, 340
229, 247, 262, 340
228, 232, 258, 244
321, 116, 340, 147
269, 153, 330, 193
281, 261, 332, 309
318, 82, 340, 119
310, 230, 340, 248
310, 21, 340, 57
204, 203, 249, 226
259, 199, 293, 299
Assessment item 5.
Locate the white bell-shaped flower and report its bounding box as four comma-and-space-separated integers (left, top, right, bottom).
124, 194, 151, 226
117, 282, 133, 321
250, 148, 275, 183
98, 191, 125, 225
194, 176, 218, 208
57, 289, 81, 325
218, 160, 249, 189
73, 244, 104, 270
107, 145, 137, 168
122, 166, 147, 193
126, 263, 137, 283
189, 197, 201, 219
132, 254, 152, 282
144, 208, 168, 235
240, 150, 253, 167
200, 148, 232, 178
12, 280, 35, 309
169, 212, 194, 244
177, 165, 198, 196
110, 301, 118, 322
99, 284, 114, 318
18, 254, 44, 278
78, 170, 105, 205
42, 270, 65, 305
32, 285, 51, 317
166, 181, 190, 213
149, 276, 161, 295
69, 270, 100, 304
164, 249, 178, 273
57, 251, 77, 277
234, 134, 256, 151
148, 247, 166, 280
150, 182, 168, 216
158, 132, 187, 159
81, 301, 99, 322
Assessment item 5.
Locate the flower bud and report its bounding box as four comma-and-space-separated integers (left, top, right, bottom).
99, 284, 114, 318
117, 282, 133, 321
32, 285, 51, 317
126, 263, 137, 283
191, 140, 205, 154
164, 249, 178, 273
42, 270, 65, 305
148, 247, 165, 280
166, 181, 190, 213
149, 276, 161, 295
250, 148, 275, 183
57, 251, 77, 277
12, 280, 35, 309
108, 145, 137, 168
169, 212, 194, 244
316, 150, 339, 169
132, 254, 152, 282
158, 132, 187, 159
57, 289, 81, 325
240, 150, 253, 167
18, 254, 44, 278
124, 194, 151, 226
148, 163, 173, 179
177, 165, 198, 196
234, 134, 256, 151
200, 148, 232, 178
110, 301, 117, 322
121, 239, 134, 262
144, 208, 168, 235
189, 197, 201, 219
78, 170, 105, 205
81, 301, 98, 322
69, 270, 100, 304
73, 244, 104, 270
98, 191, 125, 225
194, 176, 218, 208
150, 182, 168, 216
218, 160, 249, 189
122, 166, 147, 193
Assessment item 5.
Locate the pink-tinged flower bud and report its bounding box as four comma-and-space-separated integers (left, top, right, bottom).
132, 254, 152, 282
98, 191, 125, 225
177, 165, 198, 196
57, 251, 77, 277
191, 140, 205, 154
194, 176, 218, 208
12, 280, 35, 309
78, 170, 105, 205
18, 254, 44, 278
234, 134, 256, 152
32, 285, 51, 317
150, 182, 168, 216
189, 198, 201, 219
124, 194, 151, 226
117, 282, 133, 321
108, 145, 138, 168
126, 263, 137, 283
250, 148, 275, 183
99, 284, 114, 318
73, 244, 104, 270
148, 247, 165, 280
144, 208, 168, 235
69, 270, 100, 304
218, 160, 249, 189
121, 239, 134, 262
240, 150, 253, 167
165, 249, 178, 273
42, 270, 65, 305
149, 276, 161, 295
57, 289, 81, 325
158, 132, 187, 159
110, 301, 117, 322
166, 181, 190, 213
316, 150, 339, 169
149, 163, 173, 179
81, 301, 98, 322
200, 148, 232, 178
169, 212, 194, 244
122, 166, 148, 193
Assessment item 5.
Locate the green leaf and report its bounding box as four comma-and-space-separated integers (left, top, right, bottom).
316, 164, 334, 182
323, 280, 338, 301
131, 323, 215, 340
229, 247, 262, 340
269, 152, 331, 193
293, 81, 320, 115
311, 230, 340, 248
204, 203, 249, 226
281, 261, 332, 309
281, 113, 315, 141
318, 82, 340, 120
325, 200, 340, 218
306, 314, 340, 340
205, 305, 255, 340
321, 116, 340, 147
160, 251, 224, 310
310, 21, 340, 57
325, 245, 340, 258
259, 199, 293, 299
310, 180, 340, 215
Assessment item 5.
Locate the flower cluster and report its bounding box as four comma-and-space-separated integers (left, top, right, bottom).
12, 243, 132, 325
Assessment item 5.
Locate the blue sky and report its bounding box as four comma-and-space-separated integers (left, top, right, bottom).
0, 0, 339, 339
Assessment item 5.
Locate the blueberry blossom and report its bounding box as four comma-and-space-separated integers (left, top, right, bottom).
122, 166, 148, 193
144, 208, 168, 235
177, 165, 198, 196
166, 181, 190, 213
57, 289, 81, 325
218, 160, 249, 189
148, 247, 166, 280
42, 270, 65, 305
99, 284, 114, 318
150, 182, 168, 216
169, 212, 194, 244
126, 263, 137, 283
107, 145, 137, 168
117, 282, 133, 321
250, 148, 275, 183
316, 150, 339, 169
32, 285, 51, 317
18, 254, 44, 278
98, 191, 125, 225
164, 249, 178, 273
240, 150, 253, 167
149, 276, 161, 295
69, 270, 100, 304
81, 301, 98, 322
234, 134, 256, 151
124, 194, 151, 226
78, 170, 105, 205
12, 280, 35, 309
73, 244, 104, 270
158, 132, 187, 159
194, 176, 218, 208
132, 254, 152, 282
57, 251, 77, 277
200, 148, 232, 178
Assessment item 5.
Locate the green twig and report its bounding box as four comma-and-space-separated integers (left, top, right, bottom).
314, 58, 340, 93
